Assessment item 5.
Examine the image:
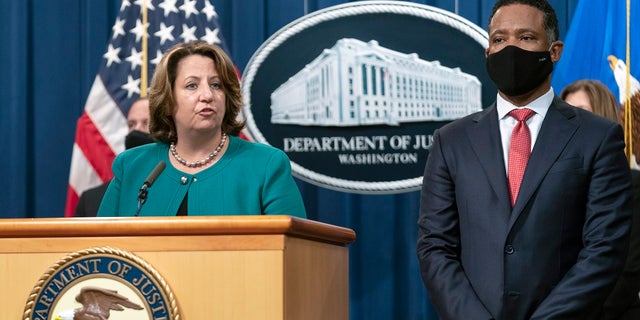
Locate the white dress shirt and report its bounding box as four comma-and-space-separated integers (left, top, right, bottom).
497, 88, 555, 174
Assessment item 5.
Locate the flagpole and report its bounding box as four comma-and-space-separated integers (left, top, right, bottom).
141, 0, 148, 98
625, 0, 632, 165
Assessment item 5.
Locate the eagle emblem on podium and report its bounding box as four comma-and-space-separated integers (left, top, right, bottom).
54, 286, 144, 320
24, 246, 180, 320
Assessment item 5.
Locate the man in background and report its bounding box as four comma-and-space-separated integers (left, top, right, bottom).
74, 98, 153, 217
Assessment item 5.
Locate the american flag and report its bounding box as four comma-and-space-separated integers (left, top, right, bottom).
64, 0, 231, 217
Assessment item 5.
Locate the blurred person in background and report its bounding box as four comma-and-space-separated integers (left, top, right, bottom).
74, 98, 153, 217
562, 79, 640, 320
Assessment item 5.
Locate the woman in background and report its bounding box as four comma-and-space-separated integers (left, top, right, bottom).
561, 79, 620, 122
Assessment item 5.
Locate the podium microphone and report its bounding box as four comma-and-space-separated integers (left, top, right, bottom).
135, 161, 166, 217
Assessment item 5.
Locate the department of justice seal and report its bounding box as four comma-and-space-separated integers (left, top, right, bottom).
23, 247, 179, 320
242, 1, 493, 194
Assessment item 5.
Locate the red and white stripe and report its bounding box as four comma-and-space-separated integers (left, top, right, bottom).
64, 76, 127, 217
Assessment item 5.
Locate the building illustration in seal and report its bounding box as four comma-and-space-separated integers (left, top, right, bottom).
270, 38, 482, 126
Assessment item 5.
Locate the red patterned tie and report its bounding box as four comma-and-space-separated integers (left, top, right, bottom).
508, 108, 535, 207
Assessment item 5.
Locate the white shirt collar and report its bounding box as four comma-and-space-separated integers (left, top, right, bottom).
496, 87, 555, 119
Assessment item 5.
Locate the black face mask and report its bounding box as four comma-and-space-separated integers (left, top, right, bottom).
125, 130, 154, 150
485, 45, 553, 96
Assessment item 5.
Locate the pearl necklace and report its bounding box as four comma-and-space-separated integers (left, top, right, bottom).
170, 133, 227, 168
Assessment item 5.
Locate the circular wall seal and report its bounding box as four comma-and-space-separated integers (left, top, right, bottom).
23, 246, 180, 320
242, 1, 492, 194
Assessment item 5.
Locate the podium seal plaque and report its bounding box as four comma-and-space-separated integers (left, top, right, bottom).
23, 246, 180, 320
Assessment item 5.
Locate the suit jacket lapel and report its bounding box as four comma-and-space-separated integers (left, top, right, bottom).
467, 105, 512, 215
510, 97, 579, 224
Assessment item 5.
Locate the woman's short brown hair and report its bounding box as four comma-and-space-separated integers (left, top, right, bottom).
148, 41, 245, 143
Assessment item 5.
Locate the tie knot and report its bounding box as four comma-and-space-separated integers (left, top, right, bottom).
509, 108, 535, 122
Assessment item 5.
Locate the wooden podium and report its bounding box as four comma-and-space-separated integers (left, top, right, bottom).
0, 216, 355, 319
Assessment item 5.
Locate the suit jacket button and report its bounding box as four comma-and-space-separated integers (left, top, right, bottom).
505, 245, 515, 254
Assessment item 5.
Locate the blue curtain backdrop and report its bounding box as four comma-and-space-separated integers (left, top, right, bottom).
0, 0, 578, 319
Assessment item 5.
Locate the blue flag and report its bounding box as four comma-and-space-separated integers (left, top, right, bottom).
552, 0, 640, 167
552, 0, 639, 104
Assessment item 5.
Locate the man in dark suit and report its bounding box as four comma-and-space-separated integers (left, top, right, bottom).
416, 1, 632, 319
74, 181, 110, 217
74, 98, 153, 217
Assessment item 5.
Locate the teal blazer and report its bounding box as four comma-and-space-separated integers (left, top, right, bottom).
97, 135, 306, 217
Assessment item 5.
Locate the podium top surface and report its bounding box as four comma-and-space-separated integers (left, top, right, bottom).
0, 215, 356, 246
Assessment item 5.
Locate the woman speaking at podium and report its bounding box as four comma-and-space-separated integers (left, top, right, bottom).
97, 41, 306, 218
